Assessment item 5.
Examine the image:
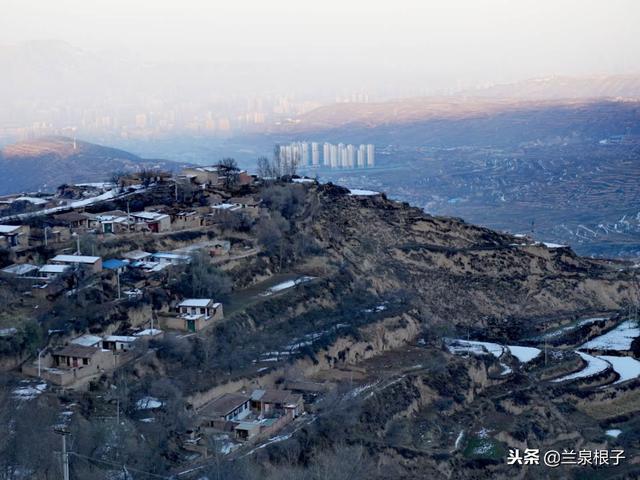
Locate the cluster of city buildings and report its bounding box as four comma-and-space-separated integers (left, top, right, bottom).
278, 141, 375, 169
1, 93, 325, 141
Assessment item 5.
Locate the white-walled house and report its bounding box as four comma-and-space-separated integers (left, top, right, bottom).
165, 298, 224, 332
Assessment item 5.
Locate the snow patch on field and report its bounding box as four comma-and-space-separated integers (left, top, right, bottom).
447, 339, 540, 364
447, 339, 504, 358
598, 355, 640, 384
261, 276, 314, 296
508, 346, 541, 363
552, 352, 610, 383
348, 189, 379, 196
499, 363, 513, 376
540, 317, 608, 339
581, 320, 640, 351
136, 396, 163, 410
541, 242, 567, 249
12, 382, 47, 400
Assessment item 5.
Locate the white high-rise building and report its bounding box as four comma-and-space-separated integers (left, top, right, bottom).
357, 144, 366, 167
338, 143, 347, 168
346, 144, 355, 168
330, 144, 339, 168
286, 143, 294, 164
323, 143, 331, 166
311, 142, 320, 166
366, 144, 375, 166
300, 142, 310, 166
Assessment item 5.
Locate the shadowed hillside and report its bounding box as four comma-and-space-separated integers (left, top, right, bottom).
0, 136, 186, 194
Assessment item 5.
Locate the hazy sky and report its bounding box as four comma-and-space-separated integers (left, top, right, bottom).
2, 0, 639, 89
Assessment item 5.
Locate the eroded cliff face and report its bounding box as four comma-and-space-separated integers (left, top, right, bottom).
310, 186, 637, 337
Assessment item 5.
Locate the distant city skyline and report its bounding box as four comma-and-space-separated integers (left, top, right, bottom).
278, 141, 375, 170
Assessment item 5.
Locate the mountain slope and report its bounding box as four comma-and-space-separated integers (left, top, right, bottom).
275, 98, 640, 147
0, 136, 185, 194
460, 74, 640, 100
310, 186, 636, 334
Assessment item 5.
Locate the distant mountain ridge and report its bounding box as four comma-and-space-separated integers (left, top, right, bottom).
0, 136, 185, 194
459, 74, 640, 100
270, 74, 640, 140
273, 98, 640, 148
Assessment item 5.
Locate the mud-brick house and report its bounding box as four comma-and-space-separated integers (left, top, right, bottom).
237, 170, 254, 186
22, 330, 136, 386
102, 335, 138, 352
130, 211, 171, 233
228, 196, 261, 217
172, 211, 205, 230
38, 344, 115, 386
166, 298, 223, 332
0, 224, 30, 249
54, 211, 93, 231
122, 250, 152, 262
120, 171, 172, 187
51, 254, 103, 273
52, 344, 105, 368
93, 211, 131, 234
210, 203, 242, 215
234, 421, 262, 441
38, 264, 71, 280
180, 166, 222, 187
33, 226, 72, 246
1, 263, 39, 277
250, 389, 304, 419
200, 393, 251, 429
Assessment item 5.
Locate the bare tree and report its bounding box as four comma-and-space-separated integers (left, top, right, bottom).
257, 154, 297, 180
111, 171, 127, 193
309, 444, 375, 480
283, 151, 299, 177
217, 158, 240, 190
257, 156, 274, 180
139, 168, 160, 188
171, 251, 232, 299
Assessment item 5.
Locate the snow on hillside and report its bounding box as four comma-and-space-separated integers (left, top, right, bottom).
580, 320, 640, 351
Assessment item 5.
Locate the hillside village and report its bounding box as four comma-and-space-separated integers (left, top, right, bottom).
1, 157, 640, 478
0, 158, 372, 470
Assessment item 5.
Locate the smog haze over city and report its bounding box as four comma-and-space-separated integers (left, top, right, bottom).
1, 0, 639, 150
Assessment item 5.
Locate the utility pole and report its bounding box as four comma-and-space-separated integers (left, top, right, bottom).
37, 348, 45, 377
116, 270, 121, 300
62, 432, 69, 480
126, 201, 131, 232
54, 427, 70, 480
544, 336, 548, 366
466, 327, 470, 358
73, 233, 80, 255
